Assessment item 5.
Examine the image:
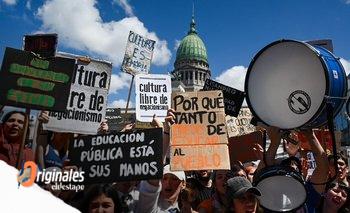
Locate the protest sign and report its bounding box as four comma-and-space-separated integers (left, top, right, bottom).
43, 53, 111, 134
170, 90, 230, 170
226, 107, 256, 137
106, 108, 136, 131
171, 91, 227, 145
170, 144, 230, 171
23, 34, 58, 58
135, 121, 154, 129
121, 31, 156, 75
68, 128, 163, 183
306, 151, 316, 179
203, 79, 245, 117
105, 108, 121, 123
0, 47, 74, 111
228, 131, 264, 163
135, 74, 171, 122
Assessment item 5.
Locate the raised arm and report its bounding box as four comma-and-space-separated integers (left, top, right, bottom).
256, 125, 282, 172
147, 109, 175, 186
136, 109, 176, 213
35, 111, 50, 169
302, 129, 329, 193
97, 119, 109, 134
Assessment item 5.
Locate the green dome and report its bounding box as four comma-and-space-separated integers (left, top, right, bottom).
175, 18, 208, 63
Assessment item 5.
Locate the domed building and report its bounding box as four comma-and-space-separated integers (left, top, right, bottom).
172, 16, 211, 91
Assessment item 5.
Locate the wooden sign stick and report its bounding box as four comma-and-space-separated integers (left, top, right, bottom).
16, 112, 29, 169
124, 74, 135, 121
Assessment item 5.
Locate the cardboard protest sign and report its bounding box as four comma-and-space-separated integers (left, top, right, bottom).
0, 47, 74, 111
170, 91, 230, 170
135, 74, 171, 122
68, 128, 163, 183
43, 53, 111, 134
226, 107, 256, 137
228, 131, 264, 163
203, 79, 245, 117
170, 144, 230, 171
23, 34, 58, 58
122, 31, 156, 75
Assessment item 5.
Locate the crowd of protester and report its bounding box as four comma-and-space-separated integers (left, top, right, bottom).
0, 107, 349, 213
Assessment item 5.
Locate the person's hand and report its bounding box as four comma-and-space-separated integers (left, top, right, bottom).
164, 108, 175, 133
284, 132, 300, 156
258, 123, 282, 142
120, 123, 135, 132
150, 114, 162, 128
285, 140, 300, 156
252, 143, 264, 160
98, 120, 109, 134
38, 111, 49, 123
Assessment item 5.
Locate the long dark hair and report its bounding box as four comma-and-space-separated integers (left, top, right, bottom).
79, 184, 122, 213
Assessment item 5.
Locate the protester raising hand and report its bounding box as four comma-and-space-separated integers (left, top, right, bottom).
149, 109, 176, 164
120, 123, 135, 133
164, 108, 175, 133
38, 111, 50, 124
283, 131, 300, 157
97, 119, 109, 134
255, 124, 283, 171
149, 114, 162, 128
298, 128, 329, 194
252, 143, 264, 161
136, 110, 186, 213
163, 109, 175, 164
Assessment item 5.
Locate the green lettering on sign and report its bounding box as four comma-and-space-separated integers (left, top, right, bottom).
7, 89, 55, 107
17, 77, 55, 91
30, 58, 49, 69
9, 63, 70, 83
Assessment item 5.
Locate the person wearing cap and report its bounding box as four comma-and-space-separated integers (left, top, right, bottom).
137, 109, 187, 213
225, 176, 262, 213
197, 170, 237, 213
137, 164, 186, 213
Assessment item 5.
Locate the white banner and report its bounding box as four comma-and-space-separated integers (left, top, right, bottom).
135, 74, 171, 122
121, 31, 155, 75
43, 53, 111, 134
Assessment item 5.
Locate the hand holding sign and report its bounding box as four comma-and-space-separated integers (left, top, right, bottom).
164, 108, 176, 133
135, 74, 171, 122
97, 120, 109, 134
150, 114, 162, 128
120, 123, 136, 133
38, 111, 50, 124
